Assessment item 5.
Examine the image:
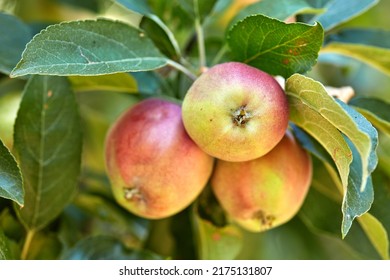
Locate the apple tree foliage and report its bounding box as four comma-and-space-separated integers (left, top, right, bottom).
1, 0, 390, 260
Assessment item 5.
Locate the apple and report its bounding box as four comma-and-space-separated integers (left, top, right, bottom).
105, 98, 214, 219
182, 62, 289, 162
211, 131, 312, 232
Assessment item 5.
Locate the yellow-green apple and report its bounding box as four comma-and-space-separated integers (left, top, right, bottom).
105, 98, 214, 219
211, 131, 312, 232
182, 62, 289, 162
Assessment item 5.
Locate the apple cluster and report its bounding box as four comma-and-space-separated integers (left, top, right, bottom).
105, 62, 312, 232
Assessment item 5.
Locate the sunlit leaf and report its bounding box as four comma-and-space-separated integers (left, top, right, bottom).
287, 95, 352, 189
286, 74, 378, 192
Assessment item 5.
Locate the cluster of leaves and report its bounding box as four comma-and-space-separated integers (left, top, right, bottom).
1, 0, 390, 260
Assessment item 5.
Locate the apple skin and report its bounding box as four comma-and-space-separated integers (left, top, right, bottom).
182, 62, 289, 162
105, 98, 214, 219
211, 131, 312, 232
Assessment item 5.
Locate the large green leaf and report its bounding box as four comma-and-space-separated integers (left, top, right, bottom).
350, 97, 390, 135
14, 76, 82, 230
62, 236, 162, 260
308, 0, 379, 31
0, 139, 24, 206
10, 19, 168, 78
232, 0, 324, 25
227, 15, 324, 78
286, 74, 378, 193
321, 42, 390, 76
287, 74, 379, 236
0, 12, 32, 75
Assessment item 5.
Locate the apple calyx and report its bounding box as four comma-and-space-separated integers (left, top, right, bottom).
123, 186, 144, 203
232, 105, 252, 127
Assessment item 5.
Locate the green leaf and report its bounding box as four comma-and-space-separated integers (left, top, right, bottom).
321, 42, 390, 76
227, 15, 324, 78
0, 12, 32, 75
0, 229, 12, 260
358, 213, 389, 260
350, 97, 390, 135
10, 19, 168, 78
286, 74, 378, 193
68, 73, 138, 93
308, 0, 379, 31
287, 95, 352, 190
232, 0, 324, 25
62, 236, 162, 260
326, 28, 390, 49
0, 139, 24, 206
14, 76, 82, 230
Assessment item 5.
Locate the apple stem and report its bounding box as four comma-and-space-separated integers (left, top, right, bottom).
167, 60, 197, 81
193, 0, 207, 71
21, 229, 35, 260
212, 44, 229, 65
195, 17, 207, 70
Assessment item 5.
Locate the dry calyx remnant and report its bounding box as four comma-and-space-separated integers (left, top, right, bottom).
232, 105, 252, 126
123, 186, 144, 202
